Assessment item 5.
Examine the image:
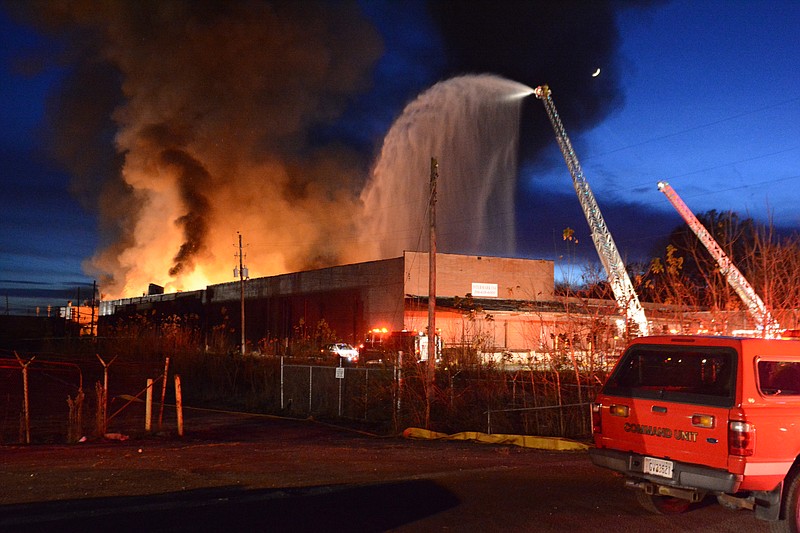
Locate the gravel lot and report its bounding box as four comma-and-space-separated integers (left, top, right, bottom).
0, 408, 771, 533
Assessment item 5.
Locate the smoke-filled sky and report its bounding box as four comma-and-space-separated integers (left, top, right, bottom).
2, 0, 799, 313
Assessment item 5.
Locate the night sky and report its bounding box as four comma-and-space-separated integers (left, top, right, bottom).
1, 0, 799, 314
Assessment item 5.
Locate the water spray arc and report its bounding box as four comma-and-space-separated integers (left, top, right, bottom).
359, 75, 531, 260
534, 85, 649, 336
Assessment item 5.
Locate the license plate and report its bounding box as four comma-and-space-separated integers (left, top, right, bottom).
644, 457, 674, 478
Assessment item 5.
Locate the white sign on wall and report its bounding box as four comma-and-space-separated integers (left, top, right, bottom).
471, 282, 498, 298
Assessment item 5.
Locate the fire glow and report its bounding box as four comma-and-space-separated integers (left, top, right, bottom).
54, 1, 385, 299
30, 4, 532, 300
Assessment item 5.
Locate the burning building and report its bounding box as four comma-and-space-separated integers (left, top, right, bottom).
101, 252, 563, 354
99, 250, 731, 362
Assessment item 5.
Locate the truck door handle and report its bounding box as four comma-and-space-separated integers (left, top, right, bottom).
651, 405, 668, 414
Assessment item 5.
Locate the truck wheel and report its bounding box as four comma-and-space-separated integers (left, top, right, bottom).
635, 490, 691, 515
772, 473, 800, 533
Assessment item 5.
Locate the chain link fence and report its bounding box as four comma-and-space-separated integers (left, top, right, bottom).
275, 357, 597, 438
280, 363, 395, 422
1, 347, 600, 444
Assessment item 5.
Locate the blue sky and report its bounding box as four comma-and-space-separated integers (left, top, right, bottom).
1, 0, 799, 314
0, 10, 95, 314
518, 0, 800, 281
595, 1, 800, 222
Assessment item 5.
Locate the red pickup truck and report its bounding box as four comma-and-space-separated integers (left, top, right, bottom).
590, 335, 800, 531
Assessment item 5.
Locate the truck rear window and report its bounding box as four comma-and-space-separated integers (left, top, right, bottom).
602, 344, 737, 407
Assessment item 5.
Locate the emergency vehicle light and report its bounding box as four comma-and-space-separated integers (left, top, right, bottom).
691, 414, 715, 429
609, 404, 629, 418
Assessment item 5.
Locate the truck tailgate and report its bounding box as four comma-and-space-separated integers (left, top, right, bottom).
595, 340, 738, 472
596, 396, 730, 470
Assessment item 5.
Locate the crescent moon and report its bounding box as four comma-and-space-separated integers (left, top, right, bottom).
592, 68, 601, 77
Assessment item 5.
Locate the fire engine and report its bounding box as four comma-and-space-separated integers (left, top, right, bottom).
360, 328, 442, 365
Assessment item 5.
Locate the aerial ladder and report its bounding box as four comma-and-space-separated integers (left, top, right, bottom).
657, 181, 781, 337
534, 85, 649, 336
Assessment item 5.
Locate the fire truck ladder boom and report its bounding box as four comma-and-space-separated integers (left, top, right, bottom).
534, 85, 649, 336
657, 181, 781, 336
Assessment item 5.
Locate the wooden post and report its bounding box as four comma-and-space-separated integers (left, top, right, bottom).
15, 352, 34, 444
145, 378, 153, 432
96, 354, 118, 434
158, 357, 169, 429
22, 365, 29, 444
174, 374, 183, 437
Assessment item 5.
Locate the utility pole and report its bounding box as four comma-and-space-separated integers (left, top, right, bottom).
235, 232, 247, 355
91, 280, 97, 342
426, 157, 438, 429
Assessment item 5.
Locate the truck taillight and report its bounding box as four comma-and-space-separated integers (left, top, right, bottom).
592, 403, 602, 434
728, 420, 755, 456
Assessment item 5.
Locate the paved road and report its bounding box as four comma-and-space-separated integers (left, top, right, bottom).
0, 410, 772, 532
